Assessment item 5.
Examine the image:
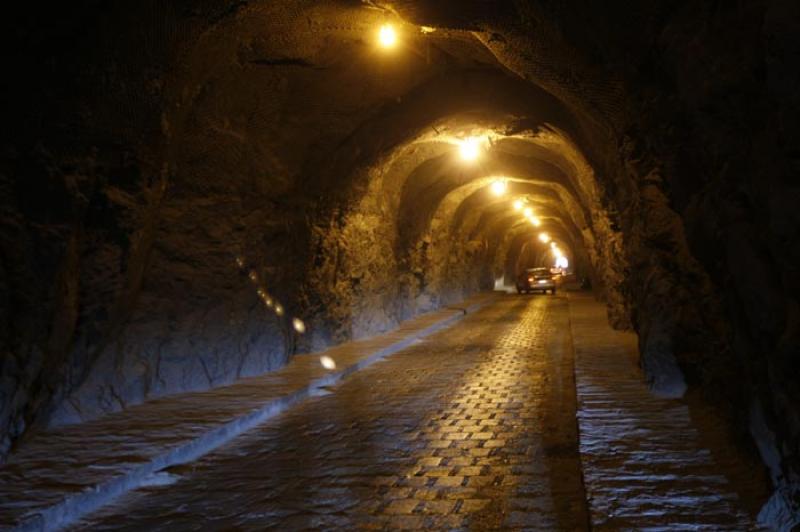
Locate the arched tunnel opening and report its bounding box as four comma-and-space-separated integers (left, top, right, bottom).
1, 1, 799, 529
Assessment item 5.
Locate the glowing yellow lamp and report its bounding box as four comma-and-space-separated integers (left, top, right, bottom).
378, 24, 397, 48
538, 232, 551, 244
513, 199, 523, 211
459, 137, 480, 161
490, 180, 507, 196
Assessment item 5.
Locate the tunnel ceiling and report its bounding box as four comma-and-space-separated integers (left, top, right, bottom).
2, 1, 799, 525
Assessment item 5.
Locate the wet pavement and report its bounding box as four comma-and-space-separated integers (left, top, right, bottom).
0, 293, 495, 531
5, 293, 764, 530
569, 294, 766, 530
72, 296, 590, 530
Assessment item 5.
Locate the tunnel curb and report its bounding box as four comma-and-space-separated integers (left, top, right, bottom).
12, 294, 498, 532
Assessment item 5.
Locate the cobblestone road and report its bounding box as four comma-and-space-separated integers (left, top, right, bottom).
73, 296, 589, 530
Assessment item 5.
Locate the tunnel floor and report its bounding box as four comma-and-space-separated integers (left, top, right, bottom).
43, 294, 760, 530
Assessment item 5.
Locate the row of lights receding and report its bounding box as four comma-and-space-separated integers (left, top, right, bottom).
379, 25, 564, 269
237, 257, 338, 370
379, 23, 512, 207
490, 182, 570, 269
541, 235, 569, 268
242, 22, 555, 369
237, 257, 295, 325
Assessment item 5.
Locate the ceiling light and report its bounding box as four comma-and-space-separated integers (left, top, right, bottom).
459, 137, 480, 161
378, 24, 397, 48
539, 233, 551, 243
513, 199, 523, 211
490, 180, 507, 196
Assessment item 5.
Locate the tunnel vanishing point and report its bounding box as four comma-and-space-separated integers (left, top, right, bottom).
1, 1, 799, 530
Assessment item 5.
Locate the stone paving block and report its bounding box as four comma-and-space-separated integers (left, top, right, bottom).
456, 466, 484, 476
433, 448, 466, 458
420, 467, 452, 477
468, 448, 492, 458
443, 488, 479, 500
460, 499, 491, 513
411, 488, 440, 501
383, 498, 420, 514
435, 475, 466, 488
398, 477, 431, 490
419, 500, 456, 514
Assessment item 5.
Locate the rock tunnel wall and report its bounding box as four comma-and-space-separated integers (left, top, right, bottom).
1, 0, 799, 526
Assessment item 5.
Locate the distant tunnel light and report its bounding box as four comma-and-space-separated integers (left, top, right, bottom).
538, 232, 551, 243
556, 256, 569, 269
529, 216, 541, 227
523, 207, 533, 218
459, 137, 481, 161
378, 24, 397, 48
490, 180, 507, 196
513, 199, 523, 211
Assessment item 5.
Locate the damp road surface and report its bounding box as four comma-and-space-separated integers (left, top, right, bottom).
72, 296, 587, 530
71, 295, 761, 530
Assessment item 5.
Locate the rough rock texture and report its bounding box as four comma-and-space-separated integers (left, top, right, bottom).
1, 0, 798, 526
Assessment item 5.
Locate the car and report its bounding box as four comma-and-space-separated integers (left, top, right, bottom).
516, 267, 557, 295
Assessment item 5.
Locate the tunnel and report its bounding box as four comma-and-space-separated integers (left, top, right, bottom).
1, 1, 799, 529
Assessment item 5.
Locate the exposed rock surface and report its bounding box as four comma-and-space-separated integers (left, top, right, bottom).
0, 0, 798, 525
